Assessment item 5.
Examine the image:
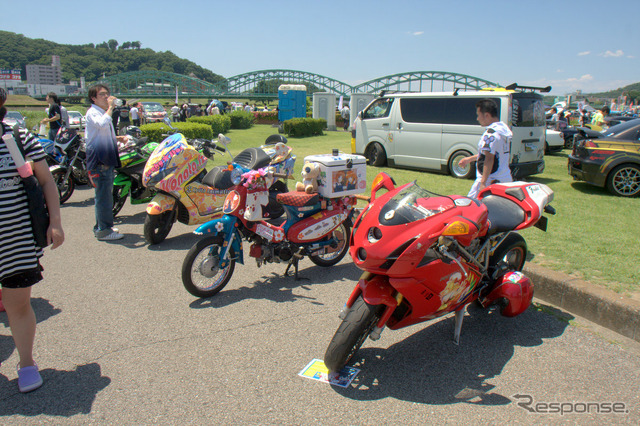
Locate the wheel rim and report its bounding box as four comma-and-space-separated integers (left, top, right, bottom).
314, 224, 348, 262
190, 245, 231, 292
451, 154, 471, 178
53, 171, 72, 199
503, 247, 525, 270
612, 167, 640, 196
367, 146, 379, 165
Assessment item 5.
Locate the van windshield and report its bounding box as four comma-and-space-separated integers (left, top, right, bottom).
363, 98, 393, 119
511, 93, 545, 127
143, 103, 164, 112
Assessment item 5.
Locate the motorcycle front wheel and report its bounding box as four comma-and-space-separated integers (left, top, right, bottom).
51, 168, 74, 204
112, 185, 128, 217
324, 296, 384, 373
182, 236, 236, 298
143, 210, 174, 245
309, 223, 351, 267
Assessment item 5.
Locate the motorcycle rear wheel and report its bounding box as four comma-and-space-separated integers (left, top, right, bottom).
144, 210, 174, 245
324, 296, 384, 373
489, 233, 527, 276
112, 185, 128, 217
309, 223, 351, 267
182, 236, 236, 298
51, 168, 74, 204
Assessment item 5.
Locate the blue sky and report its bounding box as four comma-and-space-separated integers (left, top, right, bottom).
5, 0, 639, 95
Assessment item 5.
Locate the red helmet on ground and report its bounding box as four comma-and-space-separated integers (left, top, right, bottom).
480, 271, 533, 317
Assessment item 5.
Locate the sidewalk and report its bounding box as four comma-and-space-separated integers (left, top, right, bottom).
525, 264, 640, 342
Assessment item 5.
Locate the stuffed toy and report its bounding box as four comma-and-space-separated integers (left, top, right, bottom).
296, 161, 320, 194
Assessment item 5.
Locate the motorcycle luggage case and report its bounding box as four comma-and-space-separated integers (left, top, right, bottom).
304, 152, 366, 198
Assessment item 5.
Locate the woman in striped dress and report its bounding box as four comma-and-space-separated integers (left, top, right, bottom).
0, 88, 64, 393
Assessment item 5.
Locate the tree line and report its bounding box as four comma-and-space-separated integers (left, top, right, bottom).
0, 31, 225, 85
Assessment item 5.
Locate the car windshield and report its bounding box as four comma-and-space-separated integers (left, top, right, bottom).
378, 182, 454, 226
601, 119, 640, 139
68, 111, 82, 118
143, 103, 164, 112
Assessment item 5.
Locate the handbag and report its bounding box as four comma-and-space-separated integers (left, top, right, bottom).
2, 128, 50, 249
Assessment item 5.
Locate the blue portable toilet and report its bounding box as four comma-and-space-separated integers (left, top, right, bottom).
278, 84, 307, 122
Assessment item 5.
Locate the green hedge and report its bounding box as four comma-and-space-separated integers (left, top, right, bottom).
188, 115, 231, 135
252, 111, 279, 124
228, 110, 255, 129
283, 118, 327, 138
140, 122, 213, 142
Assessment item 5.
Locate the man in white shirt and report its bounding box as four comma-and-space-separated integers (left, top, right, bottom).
459, 99, 513, 198
130, 104, 140, 126
85, 84, 126, 241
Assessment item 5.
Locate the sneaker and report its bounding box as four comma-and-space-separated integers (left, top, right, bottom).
17, 364, 43, 393
94, 227, 118, 237
97, 230, 124, 241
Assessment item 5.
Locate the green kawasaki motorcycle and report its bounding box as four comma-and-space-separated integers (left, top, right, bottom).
113, 127, 159, 217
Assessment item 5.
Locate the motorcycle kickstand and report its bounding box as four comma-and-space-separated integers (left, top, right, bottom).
284, 253, 307, 281
453, 306, 466, 345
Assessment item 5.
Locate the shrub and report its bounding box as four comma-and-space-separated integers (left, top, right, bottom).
252, 111, 279, 124
228, 110, 255, 129
188, 115, 231, 135
283, 118, 327, 138
140, 122, 212, 142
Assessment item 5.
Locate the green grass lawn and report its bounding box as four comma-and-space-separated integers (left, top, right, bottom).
208, 124, 639, 296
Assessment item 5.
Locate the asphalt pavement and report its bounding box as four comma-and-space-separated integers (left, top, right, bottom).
1, 186, 639, 424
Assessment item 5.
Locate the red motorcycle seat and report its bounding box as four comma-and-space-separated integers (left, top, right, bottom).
276, 192, 320, 207
480, 195, 525, 235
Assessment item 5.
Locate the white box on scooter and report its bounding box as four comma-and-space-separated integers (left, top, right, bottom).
304, 152, 366, 198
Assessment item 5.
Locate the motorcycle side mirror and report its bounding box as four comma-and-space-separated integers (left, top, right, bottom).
370, 172, 396, 202
163, 117, 176, 131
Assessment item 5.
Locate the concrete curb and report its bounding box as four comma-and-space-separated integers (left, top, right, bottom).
524, 264, 640, 343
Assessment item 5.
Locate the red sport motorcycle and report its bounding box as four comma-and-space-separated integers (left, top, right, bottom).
323, 173, 555, 372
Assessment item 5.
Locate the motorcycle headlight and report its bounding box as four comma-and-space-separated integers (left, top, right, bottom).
367, 227, 383, 243
231, 168, 243, 185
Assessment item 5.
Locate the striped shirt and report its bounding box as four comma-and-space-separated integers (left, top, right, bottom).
0, 123, 47, 281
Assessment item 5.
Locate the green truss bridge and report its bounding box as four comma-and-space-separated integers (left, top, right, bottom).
98, 69, 499, 99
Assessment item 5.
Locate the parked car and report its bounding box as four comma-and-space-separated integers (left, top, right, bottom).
67, 110, 85, 130
3, 110, 27, 129
568, 119, 640, 197
140, 102, 167, 123
545, 129, 565, 153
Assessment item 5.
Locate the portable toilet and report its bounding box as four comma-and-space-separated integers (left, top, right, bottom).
278, 84, 307, 122
349, 93, 375, 129
312, 92, 337, 131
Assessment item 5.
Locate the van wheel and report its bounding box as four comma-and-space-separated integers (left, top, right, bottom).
448, 150, 474, 179
366, 143, 386, 167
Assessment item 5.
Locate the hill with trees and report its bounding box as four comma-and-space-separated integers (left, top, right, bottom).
589, 82, 640, 104
0, 30, 225, 85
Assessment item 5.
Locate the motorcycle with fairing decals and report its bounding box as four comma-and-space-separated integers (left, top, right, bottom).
323, 173, 556, 373
180, 158, 358, 298
142, 120, 295, 244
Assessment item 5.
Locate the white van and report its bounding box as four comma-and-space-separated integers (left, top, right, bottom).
352, 86, 548, 179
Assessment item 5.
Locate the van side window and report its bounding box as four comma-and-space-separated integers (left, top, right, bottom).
443, 98, 501, 125
363, 98, 393, 119
399, 98, 444, 123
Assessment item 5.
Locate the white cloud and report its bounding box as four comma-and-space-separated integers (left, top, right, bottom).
556, 69, 564, 73
577, 51, 590, 56
412, 31, 424, 36
602, 50, 624, 58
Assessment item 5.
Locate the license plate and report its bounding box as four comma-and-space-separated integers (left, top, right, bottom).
525, 142, 536, 152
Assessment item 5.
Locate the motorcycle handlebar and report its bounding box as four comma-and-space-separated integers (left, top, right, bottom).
214, 145, 226, 153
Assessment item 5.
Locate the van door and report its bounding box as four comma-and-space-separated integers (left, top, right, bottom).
509, 93, 546, 178
357, 98, 395, 162
392, 98, 443, 170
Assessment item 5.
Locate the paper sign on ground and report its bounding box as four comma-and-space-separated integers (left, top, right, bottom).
298, 358, 360, 388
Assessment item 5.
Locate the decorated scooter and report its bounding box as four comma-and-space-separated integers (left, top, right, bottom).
180, 151, 367, 298
323, 173, 555, 373
142, 124, 295, 244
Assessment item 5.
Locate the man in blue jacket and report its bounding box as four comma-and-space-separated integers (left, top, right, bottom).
85, 84, 125, 241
